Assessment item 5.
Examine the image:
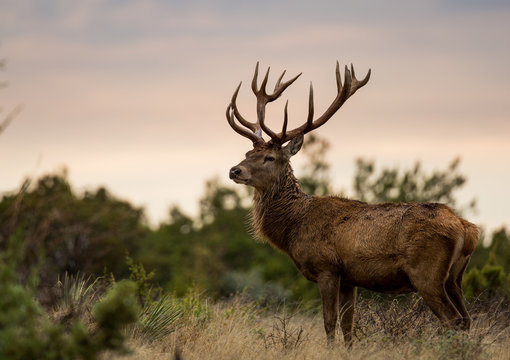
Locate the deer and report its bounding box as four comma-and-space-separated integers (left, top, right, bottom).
226, 61, 479, 347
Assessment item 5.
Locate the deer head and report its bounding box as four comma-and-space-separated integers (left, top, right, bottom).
228, 62, 371, 192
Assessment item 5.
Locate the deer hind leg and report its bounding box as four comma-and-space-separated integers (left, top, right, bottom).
445, 256, 471, 330
338, 284, 357, 348
418, 285, 462, 328
407, 244, 462, 328
317, 272, 340, 346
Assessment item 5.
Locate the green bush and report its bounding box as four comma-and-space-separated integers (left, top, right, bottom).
463, 259, 509, 300
481, 264, 506, 289
92, 280, 140, 353
463, 268, 488, 300
0, 237, 140, 360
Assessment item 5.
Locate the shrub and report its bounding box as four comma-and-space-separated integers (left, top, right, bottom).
0, 236, 140, 360
463, 261, 509, 300
463, 268, 488, 300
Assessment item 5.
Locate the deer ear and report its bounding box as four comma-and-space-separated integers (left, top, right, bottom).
283, 134, 304, 157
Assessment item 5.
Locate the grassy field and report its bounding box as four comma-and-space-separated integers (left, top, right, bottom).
114, 294, 510, 360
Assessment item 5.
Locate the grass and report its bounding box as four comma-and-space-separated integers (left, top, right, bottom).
109, 293, 510, 360
44, 272, 510, 359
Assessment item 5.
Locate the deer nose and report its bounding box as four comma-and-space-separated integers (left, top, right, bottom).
229, 167, 241, 179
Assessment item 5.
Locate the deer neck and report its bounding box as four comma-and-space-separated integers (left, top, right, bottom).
251, 164, 307, 253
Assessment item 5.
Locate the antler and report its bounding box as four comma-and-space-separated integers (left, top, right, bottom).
226, 61, 370, 145
279, 62, 371, 143
226, 62, 301, 145
251, 63, 302, 142
226, 82, 263, 144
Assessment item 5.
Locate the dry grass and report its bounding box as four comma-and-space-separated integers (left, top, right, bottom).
109, 293, 510, 360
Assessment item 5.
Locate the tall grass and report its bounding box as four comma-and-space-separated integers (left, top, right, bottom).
44, 273, 510, 359
115, 293, 510, 360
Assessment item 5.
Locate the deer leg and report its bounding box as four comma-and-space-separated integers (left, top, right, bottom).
412, 273, 462, 328
445, 257, 471, 330
338, 284, 356, 347
419, 287, 461, 326
317, 272, 340, 346
407, 237, 463, 328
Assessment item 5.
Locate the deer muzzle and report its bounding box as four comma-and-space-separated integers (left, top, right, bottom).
229, 166, 242, 180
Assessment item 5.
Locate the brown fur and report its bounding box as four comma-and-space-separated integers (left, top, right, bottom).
230, 141, 479, 346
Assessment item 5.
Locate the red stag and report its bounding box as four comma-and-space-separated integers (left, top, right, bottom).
226, 62, 479, 346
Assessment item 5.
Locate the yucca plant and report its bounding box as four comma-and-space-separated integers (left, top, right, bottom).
131, 295, 183, 343
52, 272, 99, 326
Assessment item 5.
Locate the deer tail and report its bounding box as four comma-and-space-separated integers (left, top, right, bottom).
461, 219, 479, 256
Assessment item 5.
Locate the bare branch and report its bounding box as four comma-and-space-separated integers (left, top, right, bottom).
0, 104, 23, 135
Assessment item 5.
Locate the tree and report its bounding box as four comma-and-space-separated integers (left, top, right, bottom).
353, 157, 476, 214
464, 227, 510, 299
463, 252, 509, 300
486, 228, 510, 273
299, 134, 332, 196
0, 170, 147, 291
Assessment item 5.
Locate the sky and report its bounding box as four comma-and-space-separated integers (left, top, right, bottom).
1, 0, 509, 233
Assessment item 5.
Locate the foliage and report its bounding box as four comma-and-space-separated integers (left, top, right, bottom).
126, 254, 158, 306
133, 295, 183, 343
464, 228, 510, 299
353, 157, 476, 213
53, 272, 99, 326
0, 236, 139, 360
124, 255, 184, 343
221, 267, 291, 305
484, 228, 510, 273
463, 258, 509, 300
92, 280, 140, 353
172, 288, 212, 329
0, 170, 147, 290
463, 268, 488, 300
299, 134, 332, 196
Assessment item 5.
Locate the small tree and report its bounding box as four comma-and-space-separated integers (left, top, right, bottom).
353, 157, 476, 214
299, 134, 332, 196
0, 170, 147, 290
463, 253, 509, 300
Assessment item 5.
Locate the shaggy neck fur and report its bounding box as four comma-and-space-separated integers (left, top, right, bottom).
251, 162, 308, 253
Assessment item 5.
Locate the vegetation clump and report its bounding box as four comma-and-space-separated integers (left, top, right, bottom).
0, 238, 140, 360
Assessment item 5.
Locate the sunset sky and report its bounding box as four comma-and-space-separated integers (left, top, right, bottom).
1, 1, 509, 232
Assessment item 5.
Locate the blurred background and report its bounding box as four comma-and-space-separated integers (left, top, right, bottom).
1, 0, 509, 230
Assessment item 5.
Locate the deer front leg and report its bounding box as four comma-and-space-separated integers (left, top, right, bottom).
338, 284, 357, 347
317, 272, 340, 346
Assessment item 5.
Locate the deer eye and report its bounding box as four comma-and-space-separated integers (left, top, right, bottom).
264, 156, 275, 162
